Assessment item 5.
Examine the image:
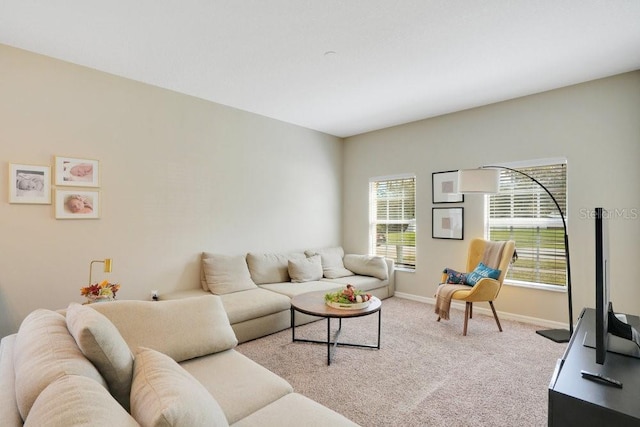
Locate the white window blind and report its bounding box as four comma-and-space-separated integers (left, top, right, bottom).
487, 162, 567, 287
369, 176, 416, 269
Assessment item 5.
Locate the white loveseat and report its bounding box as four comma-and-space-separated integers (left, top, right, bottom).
163, 247, 395, 343
0, 296, 360, 426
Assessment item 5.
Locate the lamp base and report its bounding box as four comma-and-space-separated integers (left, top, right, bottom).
536, 328, 571, 343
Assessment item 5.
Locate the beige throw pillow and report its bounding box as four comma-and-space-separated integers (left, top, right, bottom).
24, 375, 138, 427
246, 252, 306, 284
288, 255, 323, 282
66, 303, 134, 411
305, 247, 354, 279
343, 254, 389, 281
202, 253, 257, 295
131, 347, 229, 427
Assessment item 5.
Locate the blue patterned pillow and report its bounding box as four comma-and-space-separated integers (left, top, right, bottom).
465, 262, 501, 286
443, 268, 467, 284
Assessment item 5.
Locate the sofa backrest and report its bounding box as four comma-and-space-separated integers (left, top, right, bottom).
91, 295, 238, 363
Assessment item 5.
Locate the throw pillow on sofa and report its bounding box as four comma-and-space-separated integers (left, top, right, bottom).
246, 252, 307, 284
202, 253, 258, 295
288, 255, 323, 282
343, 254, 388, 281
304, 247, 354, 279
24, 375, 138, 427
66, 302, 134, 411
131, 347, 229, 427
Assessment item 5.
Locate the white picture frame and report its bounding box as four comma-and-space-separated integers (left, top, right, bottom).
55, 189, 100, 219
8, 163, 52, 204
54, 156, 100, 187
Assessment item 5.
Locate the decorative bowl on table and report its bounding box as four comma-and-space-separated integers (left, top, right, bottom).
324, 285, 373, 310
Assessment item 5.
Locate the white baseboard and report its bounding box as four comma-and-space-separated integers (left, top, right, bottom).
393, 292, 568, 330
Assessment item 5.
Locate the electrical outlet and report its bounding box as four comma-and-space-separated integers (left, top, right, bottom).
151, 290, 159, 301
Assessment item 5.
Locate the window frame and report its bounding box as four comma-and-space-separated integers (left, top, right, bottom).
484, 158, 568, 290
369, 174, 416, 271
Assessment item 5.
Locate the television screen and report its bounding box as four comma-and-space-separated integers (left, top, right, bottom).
594, 207, 609, 364
589, 207, 640, 364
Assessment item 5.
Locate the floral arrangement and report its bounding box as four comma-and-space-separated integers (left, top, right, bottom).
325, 284, 372, 305
81, 280, 120, 302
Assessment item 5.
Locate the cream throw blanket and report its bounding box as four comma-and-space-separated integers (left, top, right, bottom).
434, 241, 507, 320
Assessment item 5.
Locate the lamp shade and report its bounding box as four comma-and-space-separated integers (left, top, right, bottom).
457, 168, 499, 194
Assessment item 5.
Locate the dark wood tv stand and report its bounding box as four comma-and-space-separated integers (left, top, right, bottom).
548, 308, 640, 426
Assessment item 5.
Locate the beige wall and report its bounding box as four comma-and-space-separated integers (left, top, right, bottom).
0, 45, 344, 337
2, 43, 639, 337
343, 71, 640, 327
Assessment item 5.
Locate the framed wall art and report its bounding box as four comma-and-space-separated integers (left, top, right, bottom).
55, 189, 100, 219
54, 156, 100, 187
432, 170, 463, 203
432, 207, 463, 240
8, 163, 51, 204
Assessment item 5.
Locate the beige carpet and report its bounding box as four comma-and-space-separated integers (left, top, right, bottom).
236, 296, 567, 427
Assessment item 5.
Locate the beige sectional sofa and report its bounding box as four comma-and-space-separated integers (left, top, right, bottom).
163, 247, 395, 343
0, 295, 359, 426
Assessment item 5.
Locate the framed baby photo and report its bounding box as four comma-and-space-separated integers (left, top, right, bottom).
54, 156, 100, 187
8, 163, 52, 204
55, 189, 100, 219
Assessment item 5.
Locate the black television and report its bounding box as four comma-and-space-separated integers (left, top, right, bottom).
586, 207, 640, 365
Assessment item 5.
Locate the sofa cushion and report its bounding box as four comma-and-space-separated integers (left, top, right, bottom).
0, 335, 22, 427
131, 347, 229, 427
91, 296, 238, 363
321, 274, 388, 292
232, 393, 359, 427
305, 247, 354, 279
218, 288, 290, 324
246, 252, 306, 284
288, 255, 323, 282
13, 309, 107, 420
343, 254, 388, 280
24, 375, 138, 427
259, 280, 344, 298
180, 349, 293, 424
202, 253, 258, 295
65, 303, 134, 411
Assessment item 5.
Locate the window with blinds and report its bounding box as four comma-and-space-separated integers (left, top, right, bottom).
369, 176, 416, 270
487, 162, 567, 287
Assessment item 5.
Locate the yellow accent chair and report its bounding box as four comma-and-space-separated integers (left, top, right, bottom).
437, 238, 516, 336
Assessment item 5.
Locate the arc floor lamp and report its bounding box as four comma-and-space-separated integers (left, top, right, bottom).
457, 166, 573, 343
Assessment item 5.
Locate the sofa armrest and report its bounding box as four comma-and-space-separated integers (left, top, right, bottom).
0, 335, 22, 427
385, 258, 395, 296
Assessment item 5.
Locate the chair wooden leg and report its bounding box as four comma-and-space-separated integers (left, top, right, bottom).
463, 302, 471, 336
469, 302, 473, 319
489, 301, 502, 332
437, 316, 441, 322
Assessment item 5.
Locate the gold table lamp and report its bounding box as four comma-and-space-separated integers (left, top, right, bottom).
89, 258, 112, 285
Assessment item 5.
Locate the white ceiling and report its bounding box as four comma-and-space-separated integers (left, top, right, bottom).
1, 1, 640, 138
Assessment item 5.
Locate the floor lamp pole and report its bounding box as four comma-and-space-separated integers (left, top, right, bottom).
484, 166, 573, 343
